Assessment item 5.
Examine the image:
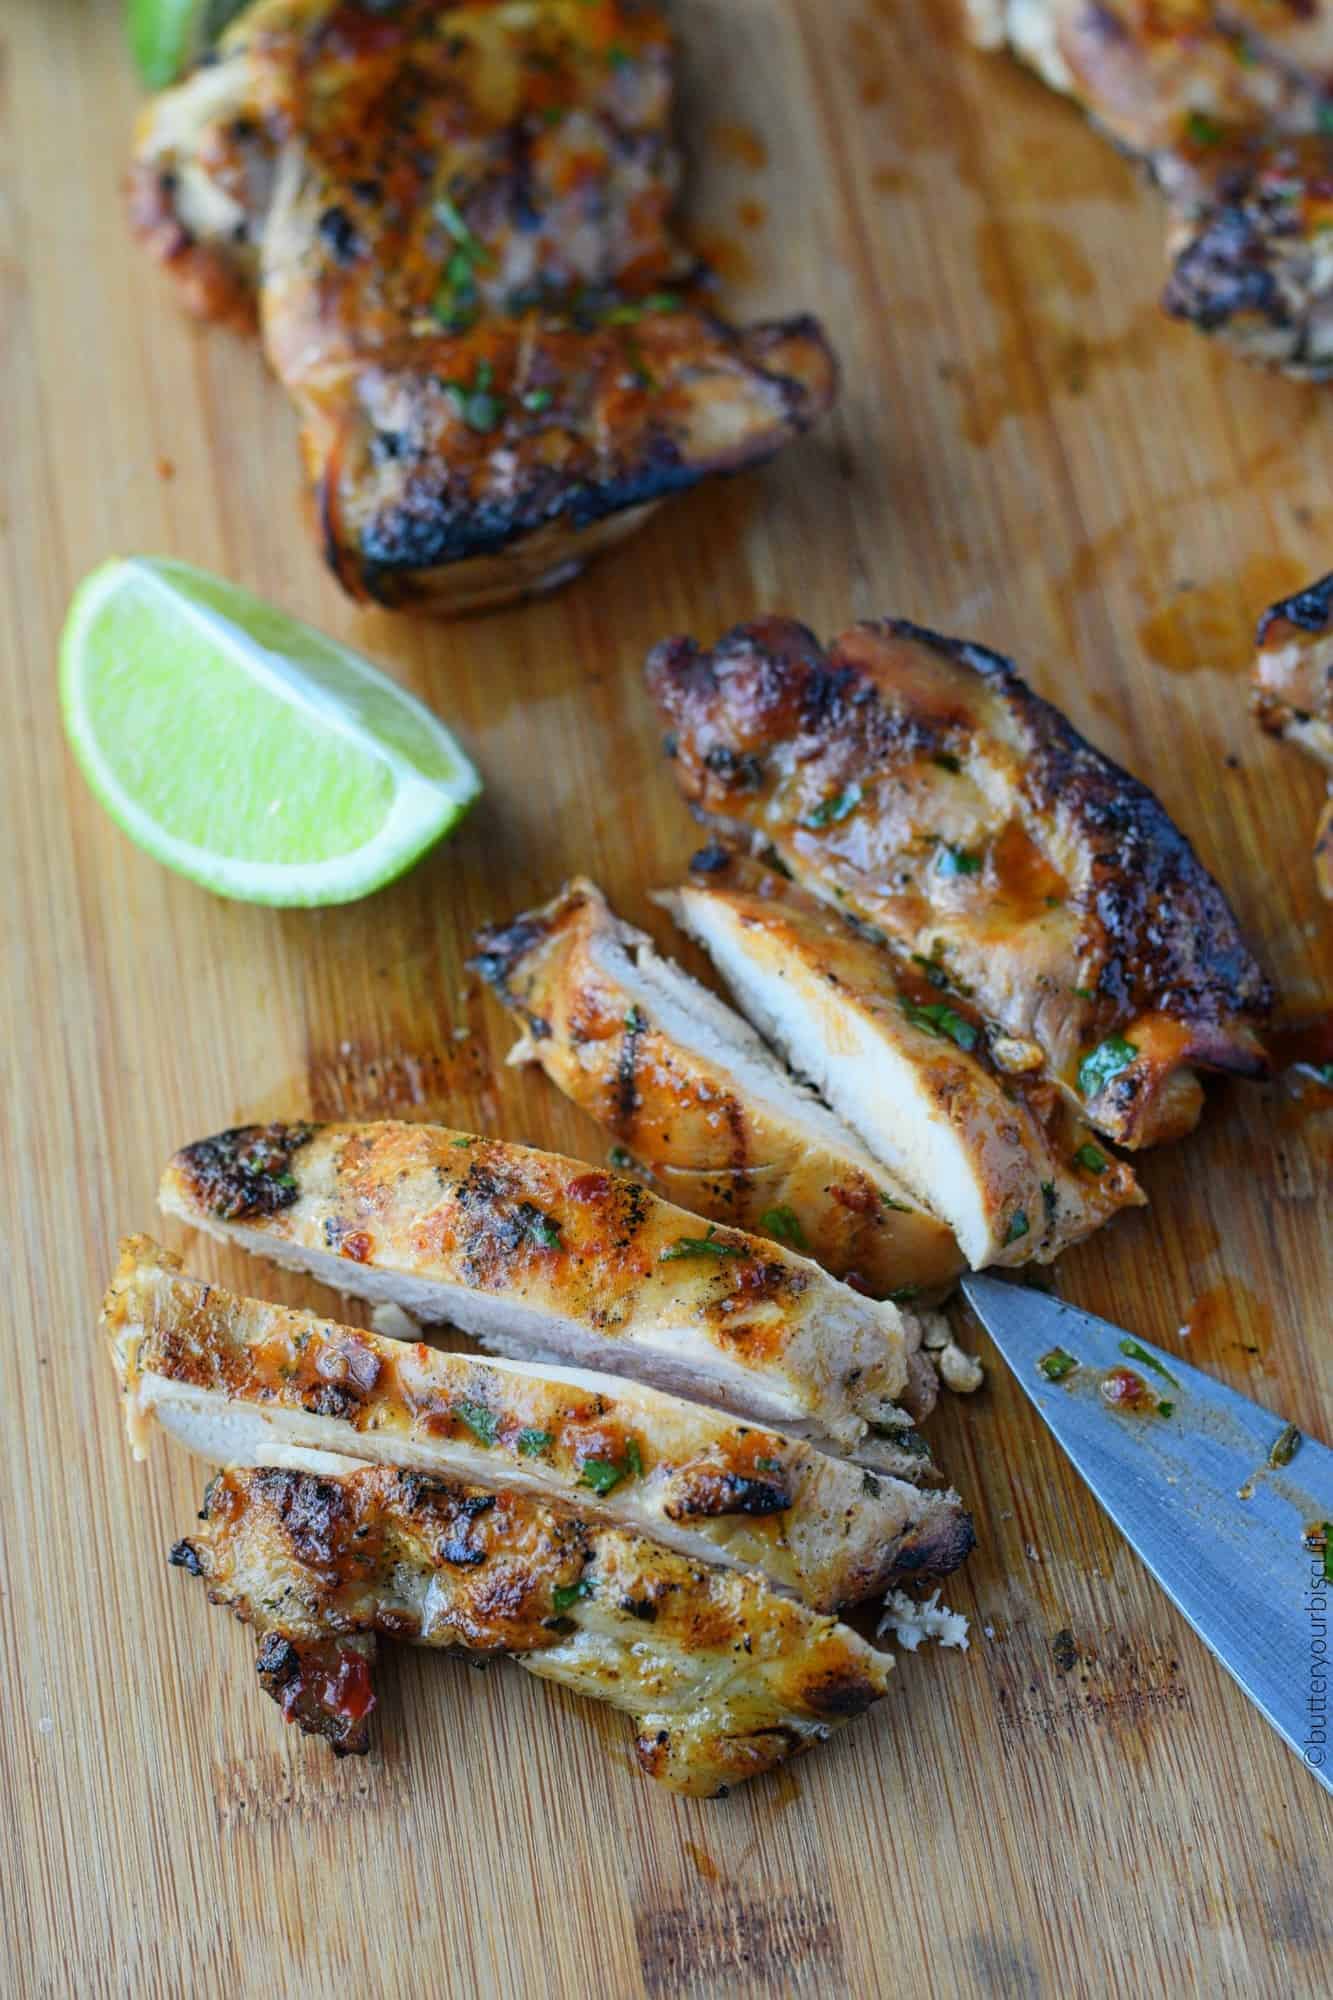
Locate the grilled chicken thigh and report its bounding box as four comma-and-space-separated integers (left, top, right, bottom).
647, 616, 1271, 1149
159, 1120, 940, 1469
659, 856, 1144, 1271
967, 2, 1333, 374
129, 0, 837, 612
1253, 572, 1333, 897
107, 1238, 972, 1607
172, 1462, 894, 1792
470, 877, 964, 1300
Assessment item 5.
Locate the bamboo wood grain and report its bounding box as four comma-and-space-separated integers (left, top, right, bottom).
1, 2, 1331, 1994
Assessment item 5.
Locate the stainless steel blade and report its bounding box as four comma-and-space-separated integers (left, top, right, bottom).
960, 1274, 1333, 1796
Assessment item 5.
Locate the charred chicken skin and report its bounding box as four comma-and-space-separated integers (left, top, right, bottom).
470, 876, 965, 1300
107, 1237, 974, 1609
158, 1119, 944, 1472
128, 0, 837, 612
646, 616, 1271, 1149
967, 2, 1333, 375
171, 1462, 893, 1793
1253, 571, 1333, 897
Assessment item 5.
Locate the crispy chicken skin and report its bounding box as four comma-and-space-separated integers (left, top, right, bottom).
158, 1120, 941, 1470
967, 3, 1333, 374
106, 1237, 973, 1606
1253, 572, 1333, 898
646, 616, 1271, 1149
171, 1463, 894, 1793
128, 0, 837, 613
658, 855, 1144, 1271
470, 877, 965, 1301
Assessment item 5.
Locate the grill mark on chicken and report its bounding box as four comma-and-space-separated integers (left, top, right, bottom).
173, 1462, 894, 1794
646, 615, 1271, 1148
128, 0, 838, 613
470, 877, 964, 1299
1253, 570, 1333, 897
106, 1236, 974, 1606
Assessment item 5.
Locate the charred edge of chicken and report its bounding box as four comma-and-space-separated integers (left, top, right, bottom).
173, 1122, 317, 1220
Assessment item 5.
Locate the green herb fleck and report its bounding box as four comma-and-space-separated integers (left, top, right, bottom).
760, 1205, 808, 1251
1075, 1143, 1108, 1175
580, 1455, 635, 1495
1156, 1399, 1175, 1419
608, 1145, 634, 1170
900, 997, 978, 1052
1078, 1033, 1137, 1099
440, 357, 506, 431
552, 1579, 591, 1614
1006, 1210, 1030, 1245
1038, 1347, 1078, 1382
932, 752, 961, 773
888, 1285, 920, 1305
521, 387, 554, 413
455, 1401, 499, 1445
517, 1427, 553, 1457
659, 1227, 746, 1263
1269, 1423, 1302, 1469
1118, 1338, 1178, 1388
624, 1005, 645, 1033
803, 784, 862, 830
623, 1439, 644, 1479
1185, 108, 1223, 147
936, 843, 982, 878
523, 1208, 562, 1250
879, 1190, 911, 1212
452, 1135, 478, 1148
755, 1456, 783, 1473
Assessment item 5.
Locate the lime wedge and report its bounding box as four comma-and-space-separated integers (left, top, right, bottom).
60, 558, 482, 907
127, 0, 246, 88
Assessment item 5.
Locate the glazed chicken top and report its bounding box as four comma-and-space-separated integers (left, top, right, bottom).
647, 616, 1272, 1149
129, 0, 837, 611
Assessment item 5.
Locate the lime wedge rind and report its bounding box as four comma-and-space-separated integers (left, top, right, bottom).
60, 558, 482, 908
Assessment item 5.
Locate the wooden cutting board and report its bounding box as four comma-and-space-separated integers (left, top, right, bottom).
3, 2, 1330, 1993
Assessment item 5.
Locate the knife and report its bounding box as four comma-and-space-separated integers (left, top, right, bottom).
960, 1274, 1333, 1795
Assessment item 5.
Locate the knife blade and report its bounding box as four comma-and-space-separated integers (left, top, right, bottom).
959, 1274, 1333, 1795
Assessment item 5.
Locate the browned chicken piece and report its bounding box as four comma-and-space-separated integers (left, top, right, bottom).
128, 0, 837, 613
646, 616, 1272, 1150
1253, 572, 1333, 898
657, 853, 1144, 1271
159, 1120, 945, 1474
469, 877, 965, 1302
967, 3, 1333, 374
107, 1237, 973, 1608
170, 1462, 895, 1793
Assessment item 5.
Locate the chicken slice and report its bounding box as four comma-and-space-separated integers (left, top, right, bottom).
170, 1462, 894, 1794
158, 1120, 940, 1470
128, 0, 837, 614
106, 1237, 972, 1607
646, 614, 1272, 1149
1253, 571, 1333, 899
469, 877, 964, 1302
657, 855, 1144, 1271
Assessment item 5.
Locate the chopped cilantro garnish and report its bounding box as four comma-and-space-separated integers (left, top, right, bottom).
760, 1205, 808, 1251
552, 1579, 591, 1614
440, 358, 506, 431
1155, 1399, 1175, 1419
517, 1427, 553, 1457
935, 843, 982, 878
888, 1284, 920, 1305
900, 998, 978, 1052
1006, 1210, 1030, 1245
455, 1401, 499, 1445
1185, 108, 1222, 147
659, 1227, 745, 1262
1078, 1033, 1137, 1098
1118, 1338, 1178, 1387
624, 1005, 645, 1032
803, 784, 861, 830
1037, 1347, 1078, 1382
1075, 1143, 1108, 1175
521, 387, 554, 413
580, 1445, 642, 1495
879, 1190, 911, 1212
608, 1145, 634, 1170
1269, 1423, 1301, 1469
755, 1455, 783, 1473
521, 1206, 561, 1250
